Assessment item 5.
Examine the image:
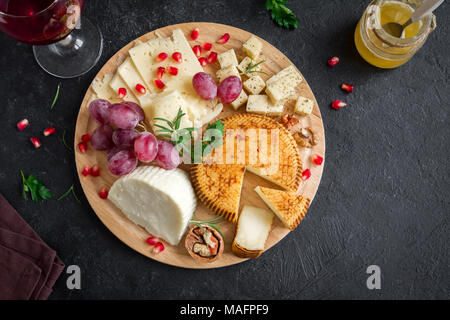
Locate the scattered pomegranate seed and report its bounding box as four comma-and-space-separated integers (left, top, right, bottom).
43, 126, 56, 136
118, 87, 127, 99
207, 51, 218, 64
217, 33, 230, 44
203, 42, 212, 51
168, 66, 178, 76
30, 136, 41, 149
81, 165, 91, 176
153, 79, 165, 90
192, 45, 202, 57
156, 52, 168, 62
198, 57, 208, 66
328, 56, 340, 67
156, 66, 165, 79
341, 83, 354, 93
98, 187, 109, 199
78, 142, 87, 153
146, 236, 159, 245
190, 28, 199, 40
17, 119, 29, 131
91, 164, 100, 177
153, 242, 165, 254
302, 169, 311, 181
172, 52, 182, 63
312, 154, 324, 166
135, 83, 146, 95
331, 100, 347, 110
81, 133, 90, 143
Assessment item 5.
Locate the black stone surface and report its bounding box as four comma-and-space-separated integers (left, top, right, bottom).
0, 0, 449, 300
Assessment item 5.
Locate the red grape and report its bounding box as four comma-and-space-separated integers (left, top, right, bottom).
192, 72, 217, 101
134, 132, 158, 163
109, 103, 139, 129
217, 76, 242, 104
89, 99, 111, 124
122, 101, 145, 122
108, 148, 138, 176
91, 125, 114, 150
156, 140, 181, 170
112, 128, 139, 148
107, 146, 126, 161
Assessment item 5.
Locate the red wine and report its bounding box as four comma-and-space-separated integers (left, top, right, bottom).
0, 0, 84, 45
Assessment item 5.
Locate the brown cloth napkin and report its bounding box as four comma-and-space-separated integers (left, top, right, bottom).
0, 193, 64, 300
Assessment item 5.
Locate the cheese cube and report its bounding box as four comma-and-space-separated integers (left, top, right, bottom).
242, 36, 263, 60
217, 49, 239, 69
237, 56, 262, 74
246, 95, 269, 115
294, 96, 314, 116
243, 75, 266, 95
230, 90, 248, 110
216, 65, 240, 83
265, 65, 302, 103
267, 102, 285, 116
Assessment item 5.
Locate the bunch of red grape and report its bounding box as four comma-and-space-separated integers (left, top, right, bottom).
88, 99, 181, 175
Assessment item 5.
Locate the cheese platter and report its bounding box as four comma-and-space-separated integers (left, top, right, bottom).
74, 22, 325, 269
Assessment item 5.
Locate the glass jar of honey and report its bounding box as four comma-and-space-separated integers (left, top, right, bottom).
355, 0, 436, 69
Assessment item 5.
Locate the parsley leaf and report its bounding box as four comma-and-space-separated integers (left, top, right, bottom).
265, 0, 299, 29
20, 170, 53, 202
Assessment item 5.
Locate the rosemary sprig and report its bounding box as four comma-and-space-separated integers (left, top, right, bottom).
50, 83, 61, 109
241, 60, 269, 76
62, 129, 72, 151
190, 216, 224, 239
57, 185, 80, 203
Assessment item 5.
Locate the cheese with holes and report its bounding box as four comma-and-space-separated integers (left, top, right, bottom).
265, 65, 302, 103
230, 90, 248, 110
108, 166, 196, 246
242, 36, 263, 60
234, 205, 273, 251
216, 65, 240, 83
218, 49, 238, 69
294, 96, 314, 116
243, 75, 265, 95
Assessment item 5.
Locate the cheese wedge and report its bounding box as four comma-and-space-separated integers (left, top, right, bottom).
108, 166, 196, 246
92, 74, 138, 103
108, 73, 139, 104
232, 205, 273, 258
255, 186, 310, 230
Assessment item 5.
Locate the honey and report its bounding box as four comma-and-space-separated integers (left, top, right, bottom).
355, 0, 436, 69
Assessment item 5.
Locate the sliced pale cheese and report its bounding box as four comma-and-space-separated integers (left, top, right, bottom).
108, 166, 196, 246
108, 73, 139, 104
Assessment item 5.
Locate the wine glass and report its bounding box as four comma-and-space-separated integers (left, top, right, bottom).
0, 0, 103, 78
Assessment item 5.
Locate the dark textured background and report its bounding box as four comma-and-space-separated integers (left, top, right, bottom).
0, 0, 449, 300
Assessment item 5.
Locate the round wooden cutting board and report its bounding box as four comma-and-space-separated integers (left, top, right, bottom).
75, 22, 325, 269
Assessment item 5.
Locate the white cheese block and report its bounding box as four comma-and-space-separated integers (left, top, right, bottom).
216, 65, 240, 83
246, 94, 269, 115
217, 49, 239, 69
294, 96, 314, 116
108, 166, 197, 246
266, 102, 285, 116
237, 56, 262, 74
243, 75, 266, 95
230, 90, 248, 110
108, 73, 139, 104
242, 36, 263, 60
234, 205, 273, 251
265, 65, 302, 103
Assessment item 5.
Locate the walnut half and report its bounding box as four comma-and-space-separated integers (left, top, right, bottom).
185, 225, 224, 263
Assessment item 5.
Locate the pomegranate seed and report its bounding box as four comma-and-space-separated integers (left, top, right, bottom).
91, 164, 100, 177
168, 66, 178, 76
190, 28, 199, 40
156, 52, 168, 62
118, 87, 127, 99
331, 100, 347, 110
153, 79, 165, 90
172, 52, 182, 63
135, 83, 146, 95
207, 51, 218, 64
156, 66, 165, 79
153, 242, 165, 254
43, 126, 56, 136
312, 154, 324, 166
146, 236, 159, 245
203, 42, 212, 51
30, 136, 41, 149
328, 56, 340, 67
341, 83, 354, 93
217, 33, 230, 44
78, 142, 87, 153
302, 169, 311, 181
192, 45, 202, 57
98, 187, 109, 199
17, 119, 29, 131
81, 165, 91, 176
198, 57, 208, 66
81, 133, 90, 143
